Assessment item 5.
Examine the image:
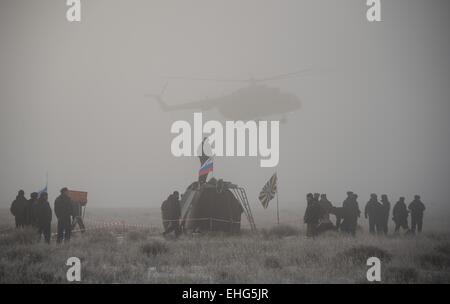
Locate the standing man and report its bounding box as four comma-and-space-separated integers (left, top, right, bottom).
36, 192, 52, 244
392, 197, 409, 233
313, 193, 320, 204
317, 194, 334, 232
54, 187, 73, 243
304, 193, 321, 238
162, 191, 181, 237
10, 190, 27, 228
380, 194, 391, 235
365, 193, 383, 234
340, 191, 352, 232
25, 192, 39, 227
409, 195, 426, 234
342, 193, 361, 236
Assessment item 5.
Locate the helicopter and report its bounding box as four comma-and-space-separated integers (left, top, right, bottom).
148, 70, 307, 122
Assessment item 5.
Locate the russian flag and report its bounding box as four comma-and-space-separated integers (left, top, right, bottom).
38, 172, 48, 196
38, 185, 47, 196
199, 158, 213, 176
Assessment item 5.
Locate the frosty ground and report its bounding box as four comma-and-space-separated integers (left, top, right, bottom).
0, 208, 449, 284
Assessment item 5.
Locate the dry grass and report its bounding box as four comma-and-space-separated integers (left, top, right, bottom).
261, 224, 299, 239
1, 227, 450, 283
1, 208, 450, 283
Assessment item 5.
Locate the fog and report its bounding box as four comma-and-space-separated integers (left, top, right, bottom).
1, 0, 449, 222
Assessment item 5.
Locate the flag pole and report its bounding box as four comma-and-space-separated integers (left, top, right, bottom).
276, 189, 280, 225
276, 173, 280, 224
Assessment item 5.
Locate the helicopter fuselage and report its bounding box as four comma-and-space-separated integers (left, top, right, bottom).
214, 84, 300, 120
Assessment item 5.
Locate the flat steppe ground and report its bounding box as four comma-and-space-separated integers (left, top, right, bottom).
1, 207, 450, 283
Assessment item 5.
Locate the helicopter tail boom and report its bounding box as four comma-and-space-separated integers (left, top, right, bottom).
146, 82, 171, 111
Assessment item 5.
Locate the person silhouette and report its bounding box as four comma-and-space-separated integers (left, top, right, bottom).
365, 194, 383, 235
380, 194, 391, 235
393, 197, 409, 233
409, 195, 426, 234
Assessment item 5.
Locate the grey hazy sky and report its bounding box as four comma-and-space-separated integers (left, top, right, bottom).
1, 0, 449, 219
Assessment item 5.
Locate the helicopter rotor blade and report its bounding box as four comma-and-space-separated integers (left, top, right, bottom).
253, 68, 312, 82
166, 68, 312, 83
166, 76, 247, 82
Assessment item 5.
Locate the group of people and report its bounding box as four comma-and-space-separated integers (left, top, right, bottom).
12, 185, 425, 242
304, 191, 426, 238
10, 187, 85, 244
160, 189, 427, 239
10, 190, 52, 243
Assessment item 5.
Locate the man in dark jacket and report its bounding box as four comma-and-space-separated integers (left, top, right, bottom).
409, 195, 426, 234
304, 193, 321, 238
54, 187, 73, 243
380, 194, 391, 235
162, 191, 181, 237
342, 192, 361, 236
365, 193, 383, 234
313, 193, 320, 204
392, 197, 409, 233
317, 194, 334, 233
10, 190, 27, 228
25, 192, 39, 227
36, 192, 52, 244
